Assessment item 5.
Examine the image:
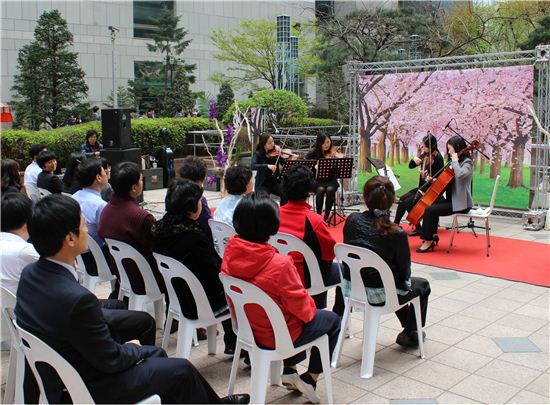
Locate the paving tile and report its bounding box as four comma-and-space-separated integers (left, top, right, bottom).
528, 293, 550, 308
443, 290, 488, 304
494, 287, 543, 303
429, 297, 472, 314
477, 296, 525, 312
426, 285, 455, 298
436, 392, 481, 404
430, 272, 462, 280
514, 303, 549, 321
493, 337, 542, 353
332, 363, 399, 392
373, 347, 425, 375
351, 393, 390, 404
432, 347, 493, 373
506, 390, 550, 404
477, 277, 515, 288
507, 283, 550, 295
495, 313, 548, 334
463, 282, 503, 296
460, 303, 508, 322
477, 323, 530, 338
529, 333, 550, 353
438, 314, 491, 333
476, 359, 542, 388
314, 378, 368, 404
524, 373, 550, 397
373, 376, 443, 400
389, 399, 437, 404
499, 352, 550, 372
404, 360, 469, 390
455, 334, 503, 358
423, 324, 470, 346
390, 339, 449, 358
449, 374, 520, 403
423, 307, 454, 324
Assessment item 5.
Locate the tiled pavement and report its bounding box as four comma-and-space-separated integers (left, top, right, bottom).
2, 189, 548, 404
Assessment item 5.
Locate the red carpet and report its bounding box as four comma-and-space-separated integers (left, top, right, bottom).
327, 219, 550, 287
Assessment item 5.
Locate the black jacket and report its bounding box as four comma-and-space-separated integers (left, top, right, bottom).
150, 214, 227, 319
343, 211, 411, 291
15, 258, 158, 403
409, 152, 444, 189
37, 171, 64, 194
251, 150, 283, 190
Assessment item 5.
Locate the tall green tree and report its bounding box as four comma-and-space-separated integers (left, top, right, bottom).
104, 86, 137, 109
11, 10, 89, 129
521, 15, 550, 50
216, 82, 235, 119
160, 65, 196, 117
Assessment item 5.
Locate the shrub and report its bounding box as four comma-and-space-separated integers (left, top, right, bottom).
279, 117, 345, 128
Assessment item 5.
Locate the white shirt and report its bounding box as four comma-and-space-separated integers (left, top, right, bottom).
0, 232, 39, 294
213, 194, 244, 227
73, 188, 107, 245
45, 258, 79, 281
24, 161, 42, 188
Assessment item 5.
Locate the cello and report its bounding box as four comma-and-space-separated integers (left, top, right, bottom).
407, 140, 480, 226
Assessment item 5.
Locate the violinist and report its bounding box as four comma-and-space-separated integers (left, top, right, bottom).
394, 133, 444, 236
251, 132, 289, 205
417, 135, 473, 253
306, 134, 343, 223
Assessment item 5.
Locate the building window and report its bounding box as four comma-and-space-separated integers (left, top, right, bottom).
133, 1, 174, 39
133, 61, 165, 110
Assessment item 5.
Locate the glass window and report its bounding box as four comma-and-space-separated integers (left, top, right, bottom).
133, 1, 175, 39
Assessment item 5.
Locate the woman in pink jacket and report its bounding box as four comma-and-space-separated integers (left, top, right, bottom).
221, 195, 341, 404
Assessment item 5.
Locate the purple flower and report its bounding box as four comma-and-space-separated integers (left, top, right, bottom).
216, 146, 228, 167
224, 124, 234, 143
206, 174, 217, 185
209, 99, 218, 122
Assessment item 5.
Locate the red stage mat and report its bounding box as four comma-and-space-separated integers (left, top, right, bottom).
327, 220, 550, 287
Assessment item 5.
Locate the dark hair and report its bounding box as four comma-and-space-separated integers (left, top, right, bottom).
28, 194, 81, 257
446, 135, 470, 162
86, 129, 98, 144
423, 133, 439, 152
178, 156, 207, 182
77, 158, 104, 188
1, 193, 32, 232
224, 165, 253, 195
100, 157, 110, 171
310, 134, 332, 159
1, 159, 22, 191
36, 150, 57, 169
233, 194, 279, 243
29, 144, 47, 159
111, 161, 141, 197
283, 165, 315, 201
92, 106, 100, 113
165, 178, 203, 217
62, 152, 85, 189
256, 133, 273, 154
363, 176, 399, 237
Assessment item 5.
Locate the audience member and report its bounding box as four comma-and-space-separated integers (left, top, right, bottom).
81, 129, 103, 158
151, 179, 237, 354
343, 176, 431, 348
36, 150, 64, 194
213, 165, 253, 226
179, 156, 213, 238
15, 194, 249, 404
130, 109, 138, 119
100, 158, 114, 202
280, 165, 344, 315
62, 152, 85, 194
175, 108, 184, 118
1, 159, 23, 194
139, 110, 148, 119
23, 143, 47, 190
221, 195, 340, 403
147, 109, 156, 119
92, 106, 101, 121
0, 193, 38, 294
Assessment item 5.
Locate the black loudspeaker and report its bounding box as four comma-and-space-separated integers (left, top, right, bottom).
101, 148, 143, 202
101, 109, 132, 149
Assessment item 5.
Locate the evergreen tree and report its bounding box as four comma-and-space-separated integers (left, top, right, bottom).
11, 10, 89, 129
160, 65, 196, 117
216, 82, 235, 119
104, 86, 137, 109
521, 16, 550, 50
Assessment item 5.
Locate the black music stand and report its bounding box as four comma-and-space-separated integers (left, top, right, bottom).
317, 158, 354, 227
280, 159, 317, 176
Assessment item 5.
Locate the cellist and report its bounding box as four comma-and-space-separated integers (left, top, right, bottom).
394, 133, 444, 236
416, 135, 473, 253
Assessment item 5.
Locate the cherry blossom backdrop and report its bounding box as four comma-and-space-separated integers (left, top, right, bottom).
358, 65, 534, 207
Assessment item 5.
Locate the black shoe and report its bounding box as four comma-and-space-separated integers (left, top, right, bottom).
408, 229, 422, 237
224, 347, 235, 355
220, 394, 250, 404
395, 330, 426, 348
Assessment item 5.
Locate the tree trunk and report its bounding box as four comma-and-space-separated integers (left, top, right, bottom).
472, 151, 478, 171
361, 131, 371, 172
480, 154, 486, 175
489, 146, 501, 179
401, 145, 408, 162
372, 143, 377, 160
378, 131, 386, 162
395, 140, 401, 165
507, 144, 525, 188
389, 136, 395, 167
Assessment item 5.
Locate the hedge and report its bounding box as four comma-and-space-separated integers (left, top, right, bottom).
1, 118, 215, 168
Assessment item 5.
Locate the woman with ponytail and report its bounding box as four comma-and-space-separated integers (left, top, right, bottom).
342, 176, 431, 348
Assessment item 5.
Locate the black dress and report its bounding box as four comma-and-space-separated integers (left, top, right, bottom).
250, 150, 287, 204
306, 151, 339, 220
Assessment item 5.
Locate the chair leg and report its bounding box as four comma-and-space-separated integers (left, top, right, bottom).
485, 218, 490, 257
161, 312, 174, 350
206, 324, 218, 355
331, 298, 351, 368
361, 311, 380, 379
269, 360, 281, 386
447, 216, 458, 252
3, 346, 16, 404
15, 347, 25, 404
319, 337, 334, 404
153, 299, 164, 328
249, 352, 269, 405
412, 298, 425, 359
193, 329, 199, 347
176, 321, 195, 359
227, 342, 242, 396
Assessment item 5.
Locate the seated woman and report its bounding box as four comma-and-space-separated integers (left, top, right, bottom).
250, 133, 287, 205
279, 165, 344, 316
62, 152, 85, 194
343, 176, 431, 348
222, 195, 341, 403
151, 178, 236, 354
1, 159, 23, 194
81, 129, 103, 158
213, 165, 253, 226
36, 150, 64, 194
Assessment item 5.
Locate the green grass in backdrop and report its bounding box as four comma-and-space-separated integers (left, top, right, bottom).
358, 163, 529, 209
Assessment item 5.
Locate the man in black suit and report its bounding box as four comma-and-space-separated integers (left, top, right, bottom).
15, 194, 249, 404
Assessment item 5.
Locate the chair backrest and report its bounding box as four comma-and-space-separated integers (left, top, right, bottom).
15, 321, 95, 404
37, 187, 51, 199
219, 274, 296, 357
153, 253, 217, 321
25, 184, 41, 203
105, 238, 161, 296
1, 286, 17, 343
268, 232, 326, 295
334, 243, 399, 309
208, 219, 236, 257
486, 175, 500, 215
76, 236, 115, 283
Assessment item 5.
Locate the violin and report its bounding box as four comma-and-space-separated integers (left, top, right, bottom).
267, 144, 299, 160
407, 140, 479, 226
324, 146, 345, 159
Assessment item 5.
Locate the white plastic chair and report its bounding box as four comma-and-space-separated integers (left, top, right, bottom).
25, 184, 41, 203
332, 244, 425, 378
269, 232, 341, 297
153, 253, 230, 359
37, 187, 51, 199
208, 219, 236, 257
14, 321, 161, 404
220, 274, 333, 405
75, 235, 117, 294
105, 238, 165, 327
1, 290, 24, 405
447, 175, 500, 257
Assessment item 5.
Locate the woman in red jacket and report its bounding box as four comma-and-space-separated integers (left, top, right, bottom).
221, 195, 341, 404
